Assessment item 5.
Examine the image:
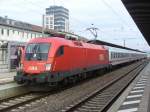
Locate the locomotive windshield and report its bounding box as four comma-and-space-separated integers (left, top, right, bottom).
25, 43, 50, 61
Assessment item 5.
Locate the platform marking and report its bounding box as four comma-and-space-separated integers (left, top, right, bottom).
117, 63, 150, 112
141, 75, 148, 78
117, 73, 149, 112
118, 108, 138, 112
137, 81, 147, 83
130, 90, 144, 93
140, 77, 148, 79
122, 100, 141, 105
137, 81, 147, 84
138, 79, 147, 81
133, 86, 145, 89
127, 94, 142, 99
136, 83, 146, 86
139, 79, 147, 81
135, 84, 146, 87
135, 83, 146, 86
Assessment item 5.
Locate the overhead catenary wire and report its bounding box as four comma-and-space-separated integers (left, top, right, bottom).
100, 0, 130, 28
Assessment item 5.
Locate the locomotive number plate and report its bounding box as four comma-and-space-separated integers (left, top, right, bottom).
28, 66, 38, 70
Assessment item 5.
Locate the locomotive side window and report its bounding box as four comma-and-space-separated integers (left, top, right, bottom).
56, 46, 64, 56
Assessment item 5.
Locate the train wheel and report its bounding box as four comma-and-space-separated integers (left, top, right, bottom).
81, 73, 87, 79
49, 82, 58, 87
16, 80, 24, 84
62, 78, 68, 86
70, 76, 76, 84
107, 64, 112, 72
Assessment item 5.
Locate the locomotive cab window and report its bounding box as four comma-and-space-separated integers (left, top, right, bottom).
25, 43, 50, 61
56, 46, 64, 56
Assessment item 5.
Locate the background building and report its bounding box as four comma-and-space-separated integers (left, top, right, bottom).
45, 6, 69, 32
0, 16, 50, 43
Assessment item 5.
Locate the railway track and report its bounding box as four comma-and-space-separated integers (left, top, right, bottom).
0, 60, 147, 112
61, 61, 148, 112
0, 92, 50, 112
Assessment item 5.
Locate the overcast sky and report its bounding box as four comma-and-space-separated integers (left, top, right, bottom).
0, 0, 150, 51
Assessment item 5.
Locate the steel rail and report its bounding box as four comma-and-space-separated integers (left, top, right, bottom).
0, 92, 50, 112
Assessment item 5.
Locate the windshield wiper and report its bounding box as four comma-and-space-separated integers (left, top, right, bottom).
37, 53, 42, 60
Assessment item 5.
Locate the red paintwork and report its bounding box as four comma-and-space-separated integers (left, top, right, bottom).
22, 37, 109, 74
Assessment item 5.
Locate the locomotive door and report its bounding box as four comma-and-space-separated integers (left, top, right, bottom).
53, 46, 70, 72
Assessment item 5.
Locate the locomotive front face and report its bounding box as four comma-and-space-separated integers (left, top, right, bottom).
23, 43, 52, 73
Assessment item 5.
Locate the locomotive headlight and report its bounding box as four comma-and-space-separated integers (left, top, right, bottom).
45, 64, 51, 71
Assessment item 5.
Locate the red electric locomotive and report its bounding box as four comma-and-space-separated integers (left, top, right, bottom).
14, 37, 109, 85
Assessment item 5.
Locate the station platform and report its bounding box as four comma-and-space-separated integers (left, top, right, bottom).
107, 61, 150, 112
0, 72, 16, 84
0, 71, 29, 101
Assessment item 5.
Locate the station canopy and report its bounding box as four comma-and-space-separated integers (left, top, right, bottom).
121, 0, 150, 46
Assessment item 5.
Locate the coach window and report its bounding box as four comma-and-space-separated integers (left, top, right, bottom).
56, 46, 64, 56
113, 52, 115, 58
113, 53, 115, 58
112, 52, 114, 59
111, 52, 113, 59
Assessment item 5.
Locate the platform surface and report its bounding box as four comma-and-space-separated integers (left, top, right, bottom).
0, 72, 16, 84
0, 72, 28, 100
107, 61, 150, 112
